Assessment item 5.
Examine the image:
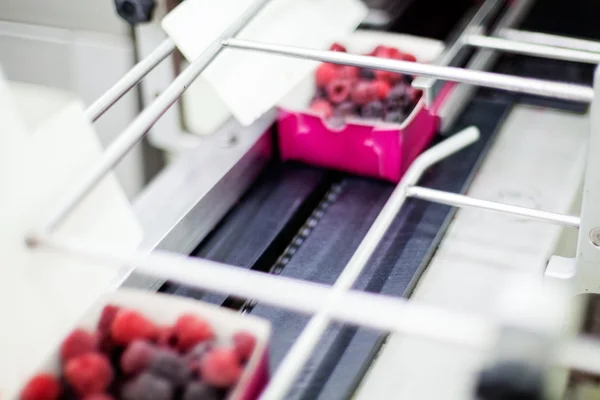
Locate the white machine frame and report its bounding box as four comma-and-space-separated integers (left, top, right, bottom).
23, 0, 600, 398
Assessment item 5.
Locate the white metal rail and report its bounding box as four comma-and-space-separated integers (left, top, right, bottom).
24, 0, 600, 398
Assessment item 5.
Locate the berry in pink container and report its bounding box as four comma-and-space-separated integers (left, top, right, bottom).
277, 32, 446, 183
16, 289, 271, 400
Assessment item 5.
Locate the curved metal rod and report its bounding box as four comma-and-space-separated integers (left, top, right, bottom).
85, 38, 176, 122
222, 38, 595, 103
261, 126, 481, 400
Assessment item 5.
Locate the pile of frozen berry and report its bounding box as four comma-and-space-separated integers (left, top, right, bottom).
20, 305, 258, 400
309, 43, 422, 125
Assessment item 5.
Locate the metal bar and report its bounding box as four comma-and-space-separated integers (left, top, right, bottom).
37, 0, 272, 233
85, 38, 176, 122
465, 34, 600, 64
261, 127, 481, 400
25, 233, 600, 379
406, 186, 581, 228
412, 0, 505, 105
222, 38, 594, 103
500, 28, 600, 54
28, 233, 494, 350
438, 0, 536, 132
575, 68, 600, 294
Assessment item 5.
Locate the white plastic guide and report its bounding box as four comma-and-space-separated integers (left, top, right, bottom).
162, 0, 367, 126
0, 76, 142, 396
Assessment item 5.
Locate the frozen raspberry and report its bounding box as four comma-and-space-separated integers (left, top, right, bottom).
401, 53, 417, 62
232, 331, 257, 363
372, 80, 391, 100
20, 374, 61, 400
97, 305, 121, 334
83, 394, 115, 400
60, 329, 98, 362
111, 309, 157, 345
334, 101, 356, 118
362, 101, 385, 119
386, 47, 404, 60
156, 325, 178, 349
120, 340, 158, 375
351, 81, 377, 105
174, 314, 215, 352
309, 99, 333, 119
121, 373, 173, 400
149, 349, 192, 387
64, 353, 113, 396
338, 66, 359, 81
198, 348, 242, 388
182, 382, 222, 400
315, 63, 339, 88
329, 42, 347, 52
325, 79, 352, 104
371, 45, 390, 57
374, 70, 403, 84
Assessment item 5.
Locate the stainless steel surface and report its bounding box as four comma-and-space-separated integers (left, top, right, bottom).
35, 0, 273, 234
406, 186, 581, 228
439, 0, 536, 132
124, 110, 276, 291
412, 0, 504, 105
85, 38, 176, 122
223, 38, 594, 102
261, 127, 481, 400
500, 28, 600, 54
465, 34, 600, 64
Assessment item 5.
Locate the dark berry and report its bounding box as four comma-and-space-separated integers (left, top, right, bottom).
121, 373, 173, 400
20, 374, 61, 400
334, 101, 356, 118
60, 329, 98, 363
185, 341, 215, 364
384, 110, 405, 124
362, 101, 385, 120
83, 394, 115, 400
174, 314, 214, 352
325, 79, 352, 104
149, 349, 192, 387
315, 63, 339, 88
359, 69, 376, 80
182, 382, 222, 400
64, 353, 114, 396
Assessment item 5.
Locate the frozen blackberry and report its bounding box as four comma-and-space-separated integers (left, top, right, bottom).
384, 110, 405, 124
182, 382, 224, 400
121, 373, 173, 400
186, 341, 215, 364
149, 349, 192, 387
388, 83, 409, 103
359, 69, 376, 80
361, 101, 385, 119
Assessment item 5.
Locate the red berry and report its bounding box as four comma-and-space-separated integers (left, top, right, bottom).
351, 81, 378, 105
20, 374, 61, 400
156, 325, 178, 349
309, 99, 333, 119
338, 66, 359, 81
120, 340, 158, 375
174, 314, 215, 352
374, 70, 403, 84
111, 309, 157, 345
329, 42, 347, 52
83, 395, 115, 400
402, 53, 417, 62
232, 331, 256, 362
325, 79, 352, 104
372, 80, 391, 100
198, 348, 242, 388
371, 45, 390, 57
97, 305, 120, 334
64, 353, 113, 396
315, 63, 339, 88
60, 329, 98, 363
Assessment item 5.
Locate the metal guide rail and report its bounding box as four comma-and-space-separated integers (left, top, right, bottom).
23, 0, 600, 398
